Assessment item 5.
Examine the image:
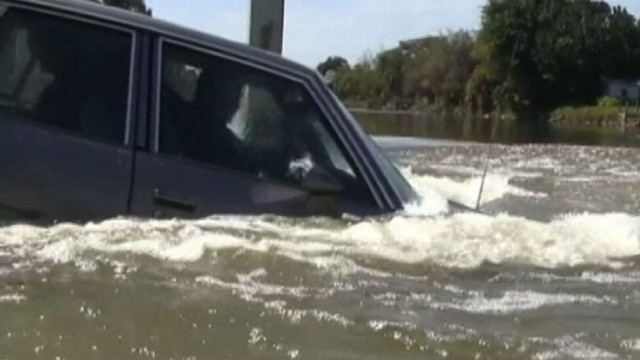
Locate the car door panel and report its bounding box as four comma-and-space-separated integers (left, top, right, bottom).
130, 153, 310, 218
0, 120, 133, 221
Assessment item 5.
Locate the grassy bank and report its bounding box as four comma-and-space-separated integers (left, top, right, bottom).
551, 106, 640, 128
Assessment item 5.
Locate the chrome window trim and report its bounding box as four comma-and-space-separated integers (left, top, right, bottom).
2, 3, 137, 147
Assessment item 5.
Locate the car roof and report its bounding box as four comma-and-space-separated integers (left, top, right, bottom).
8, 0, 316, 78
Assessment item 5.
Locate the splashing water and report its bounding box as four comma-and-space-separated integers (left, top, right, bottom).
404, 169, 547, 209
1, 142, 640, 360
2, 211, 638, 272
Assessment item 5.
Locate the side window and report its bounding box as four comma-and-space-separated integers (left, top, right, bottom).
159, 43, 368, 199
0, 7, 132, 145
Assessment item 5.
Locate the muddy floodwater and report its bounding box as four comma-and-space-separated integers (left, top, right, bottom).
2, 134, 640, 359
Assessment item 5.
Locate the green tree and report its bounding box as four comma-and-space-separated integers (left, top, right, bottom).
316, 56, 350, 75
402, 32, 476, 109
376, 48, 407, 101
466, 38, 500, 114
476, 0, 640, 121
332, 32, 476, 110
327, 0, 640, 116
335, 55, 388, 107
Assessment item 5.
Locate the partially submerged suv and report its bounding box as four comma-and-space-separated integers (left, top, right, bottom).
0, 0, 418, 222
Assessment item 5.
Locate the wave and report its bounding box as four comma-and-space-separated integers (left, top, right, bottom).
402, 167, 546, 210
0, 158, 638, 272
0, 211, 638, 273
431, 290, 616, 315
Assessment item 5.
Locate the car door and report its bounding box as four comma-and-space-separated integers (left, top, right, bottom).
129, 40, 379, 218
0, 6, 136, 222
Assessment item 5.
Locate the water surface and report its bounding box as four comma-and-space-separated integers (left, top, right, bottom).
356, 111, 640, 147
1, 131, 640, 359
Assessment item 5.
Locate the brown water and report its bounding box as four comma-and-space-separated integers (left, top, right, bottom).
355, 110, 640, 147
1, 116, 640, 360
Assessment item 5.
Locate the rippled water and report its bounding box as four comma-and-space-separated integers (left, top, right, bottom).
1, 140, 640, 359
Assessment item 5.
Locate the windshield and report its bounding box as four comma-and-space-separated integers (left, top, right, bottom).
330, 89, 419, 205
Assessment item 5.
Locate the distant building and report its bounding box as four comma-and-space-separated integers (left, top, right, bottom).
605, 79, 640, 102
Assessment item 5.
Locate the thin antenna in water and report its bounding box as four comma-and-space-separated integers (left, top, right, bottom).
475, 159, 490, 211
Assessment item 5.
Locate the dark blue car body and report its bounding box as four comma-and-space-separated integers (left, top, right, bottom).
0, 0, 418, 222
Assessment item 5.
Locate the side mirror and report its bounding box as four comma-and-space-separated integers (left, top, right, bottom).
301, 165, 345, 195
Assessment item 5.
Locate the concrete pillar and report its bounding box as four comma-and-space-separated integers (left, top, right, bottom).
249, 0, 285, 54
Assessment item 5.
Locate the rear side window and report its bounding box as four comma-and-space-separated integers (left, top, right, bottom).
0, 7, 133, 145
158, 43, 373, 202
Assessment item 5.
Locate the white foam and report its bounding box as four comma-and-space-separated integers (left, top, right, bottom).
0, 211, 638, 272
431, 290, 616, 314
196, 270, 314, 300
580, 272, 640, 284
0, 293, 26, 303
0, 157, 638, 272
509, 271, 640, 285
196, 274, 352, 327
621, 339, 640, 351
534, 337, 619, 360
404, 169, 546, 208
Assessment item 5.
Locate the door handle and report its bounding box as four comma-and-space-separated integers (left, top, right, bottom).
152, 189, 197, 213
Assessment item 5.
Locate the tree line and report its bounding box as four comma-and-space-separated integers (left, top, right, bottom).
319, 0, 640, 122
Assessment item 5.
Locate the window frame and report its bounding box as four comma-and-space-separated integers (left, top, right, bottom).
0, 3, 138, 147
151, 37, 376, 203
